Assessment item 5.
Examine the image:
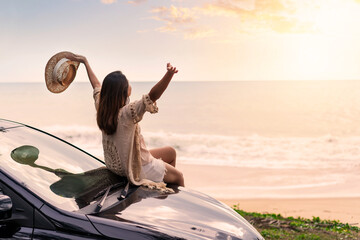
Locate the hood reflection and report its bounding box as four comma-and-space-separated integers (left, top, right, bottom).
10, 145, 127, 208
95, 185, 178, 219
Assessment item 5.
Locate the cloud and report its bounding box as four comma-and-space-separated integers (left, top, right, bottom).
151, 5, 196, 24
201, 0, 316, 33
150, 5, 212, 39
128, 0, 147, 4
201, 0, 254, 17
202, 0, 289, 16
147, 0, 316, 39
100, 0, 117, 4
156, 25, 177, 33
200, 3, 242, 17
184, 27, 215, 39
145, 0, 357, 40
151, 5, 205, 39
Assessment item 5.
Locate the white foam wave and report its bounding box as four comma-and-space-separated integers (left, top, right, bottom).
43, 125, 103, 157
43, 125, 360, 170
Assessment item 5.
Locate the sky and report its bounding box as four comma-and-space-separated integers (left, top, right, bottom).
2, 0, 360, 82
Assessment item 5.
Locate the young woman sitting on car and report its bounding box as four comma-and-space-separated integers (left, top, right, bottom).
65, 53, 184, 192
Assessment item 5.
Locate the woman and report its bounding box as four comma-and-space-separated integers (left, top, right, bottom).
66, 53, 184, 191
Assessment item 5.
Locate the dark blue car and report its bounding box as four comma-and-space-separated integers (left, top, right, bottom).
0, 119, 264, 239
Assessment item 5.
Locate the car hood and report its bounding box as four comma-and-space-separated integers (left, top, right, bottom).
87, 186, 263, 239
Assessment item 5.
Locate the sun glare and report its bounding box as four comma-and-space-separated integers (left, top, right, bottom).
269, 0, 360, 80
313, 1, 358, 35
294, 37, 330, 80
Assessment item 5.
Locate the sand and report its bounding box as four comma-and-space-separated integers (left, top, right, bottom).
177, 164, 360, 226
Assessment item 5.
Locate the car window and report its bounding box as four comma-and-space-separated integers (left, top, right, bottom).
0, 124, 124, 212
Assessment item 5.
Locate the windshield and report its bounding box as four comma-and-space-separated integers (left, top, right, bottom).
0, 120, 125, 211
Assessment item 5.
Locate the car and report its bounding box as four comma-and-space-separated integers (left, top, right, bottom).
0, 118, 264, 239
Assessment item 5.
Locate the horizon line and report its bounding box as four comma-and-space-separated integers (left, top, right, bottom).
2, 79, 360, 84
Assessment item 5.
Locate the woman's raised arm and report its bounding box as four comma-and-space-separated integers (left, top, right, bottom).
148, 63, 178, 102
65, 53, 101, 89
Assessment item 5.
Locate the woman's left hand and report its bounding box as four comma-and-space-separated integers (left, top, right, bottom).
167, 63, 178, 74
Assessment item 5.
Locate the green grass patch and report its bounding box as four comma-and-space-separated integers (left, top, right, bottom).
232, 205, 360, 240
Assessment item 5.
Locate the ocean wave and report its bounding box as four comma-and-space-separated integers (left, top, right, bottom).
43, 125, 360, 170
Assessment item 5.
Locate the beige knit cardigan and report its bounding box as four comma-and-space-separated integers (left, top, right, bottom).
94, 88, 174, 193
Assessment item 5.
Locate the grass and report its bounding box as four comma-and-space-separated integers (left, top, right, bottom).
233, 205, 360, 240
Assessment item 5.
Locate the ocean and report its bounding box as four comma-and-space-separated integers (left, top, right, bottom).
1, 81, 360, 198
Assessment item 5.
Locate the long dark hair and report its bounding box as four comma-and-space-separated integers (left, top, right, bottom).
97, 71, 129, 135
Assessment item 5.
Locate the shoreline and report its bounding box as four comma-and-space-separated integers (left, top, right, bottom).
177, 163, 360, 199
177, 163, 360, 225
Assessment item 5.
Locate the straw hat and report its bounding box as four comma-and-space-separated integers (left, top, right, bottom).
45, 51, 80, 93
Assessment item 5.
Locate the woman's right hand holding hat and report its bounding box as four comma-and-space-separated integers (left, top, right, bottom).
64, 52, 87, 64
64, 52, 101, 89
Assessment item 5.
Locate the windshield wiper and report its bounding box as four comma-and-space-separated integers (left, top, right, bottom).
118, 182, 130, 200
94, 186, 111, 212
92, 182, 124, 201
0, 126, 23, 132
92, 182, 127, 213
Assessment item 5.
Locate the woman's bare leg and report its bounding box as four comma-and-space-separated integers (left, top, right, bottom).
149, 146, 176, 167
163, 162, 185, 187
149, 146, 184, 186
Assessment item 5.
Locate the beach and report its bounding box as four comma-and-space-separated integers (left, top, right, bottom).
2, 81, 360, 225
178, 164, 360, 225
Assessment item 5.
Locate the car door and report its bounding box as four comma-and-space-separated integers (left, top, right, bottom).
0, 181, 33, 239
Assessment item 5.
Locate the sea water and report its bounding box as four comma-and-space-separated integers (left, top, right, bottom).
1, 81, 360, 198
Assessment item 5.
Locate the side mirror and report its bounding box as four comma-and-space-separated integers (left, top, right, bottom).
0, 194, 12, 220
